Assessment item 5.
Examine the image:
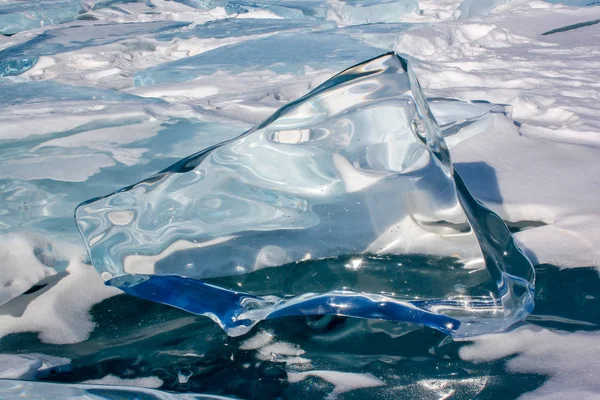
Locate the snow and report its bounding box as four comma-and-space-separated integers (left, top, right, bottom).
459, 325, 600, 399
0, 233, 58, 306
396, 0, 600, 268
287, 370, 385, 399
0, 259, 119, 344
239, 330, 311, 366
82, 374, 164, 389
239, 330, 275, 350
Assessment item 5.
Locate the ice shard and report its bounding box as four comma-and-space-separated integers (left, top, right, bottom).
75, 53, 535, 337
454, 0, 511, 19
329, 0, 420, 25
455, 0, 598, 19
134, 32, 381, 86
222, 0, 329, 19
215, 0, 419, 22
0, 57, 38, 77
0, 1, 82, 36
0, 20, 188, 77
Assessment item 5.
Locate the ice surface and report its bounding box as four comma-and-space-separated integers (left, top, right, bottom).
155, 18, 332, 41
76, 53, 535, 338
0, 21, 189, 58
454, 0, 511, 19
0, 57, 38, 77
329, 0, 420, 25
0, 80, 160, 107
0, 20, 188, 78
336, 22, 415, 49
134, 32, 382, 86
454, 0, 599, 19
0, 380, 235, 399
0, 1, 82, 35
545, 0, 600, 5
210, 0, 418, 23
0, 354, 71, 380
221, 0, 329, 19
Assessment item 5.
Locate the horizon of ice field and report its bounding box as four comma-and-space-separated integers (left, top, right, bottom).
0, 0, 600, 399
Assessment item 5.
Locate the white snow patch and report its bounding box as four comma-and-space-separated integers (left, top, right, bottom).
239, 330, 274, 350
0, 232, 86, 306
82, 374, 163, 389
459, 325, 600, 399
0, 259, 120, 344
239, 330, 311, 366
450, 114, 600, 267
287, 370, 385, 399
254, 340, 310, 366
258, 342, 306, 359
0, 233, 56, 306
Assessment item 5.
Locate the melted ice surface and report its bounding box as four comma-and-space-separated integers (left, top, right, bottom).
76, 53, 535, 337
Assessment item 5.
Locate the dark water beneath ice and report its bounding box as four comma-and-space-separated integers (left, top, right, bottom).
1, 263, 597, 399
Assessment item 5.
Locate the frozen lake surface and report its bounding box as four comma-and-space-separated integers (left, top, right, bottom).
0, 0, 599, 398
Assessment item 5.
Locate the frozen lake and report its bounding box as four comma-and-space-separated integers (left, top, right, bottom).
0, 0, 599, 398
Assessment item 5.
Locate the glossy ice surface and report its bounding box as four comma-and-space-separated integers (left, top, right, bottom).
76, 53, 535, 338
